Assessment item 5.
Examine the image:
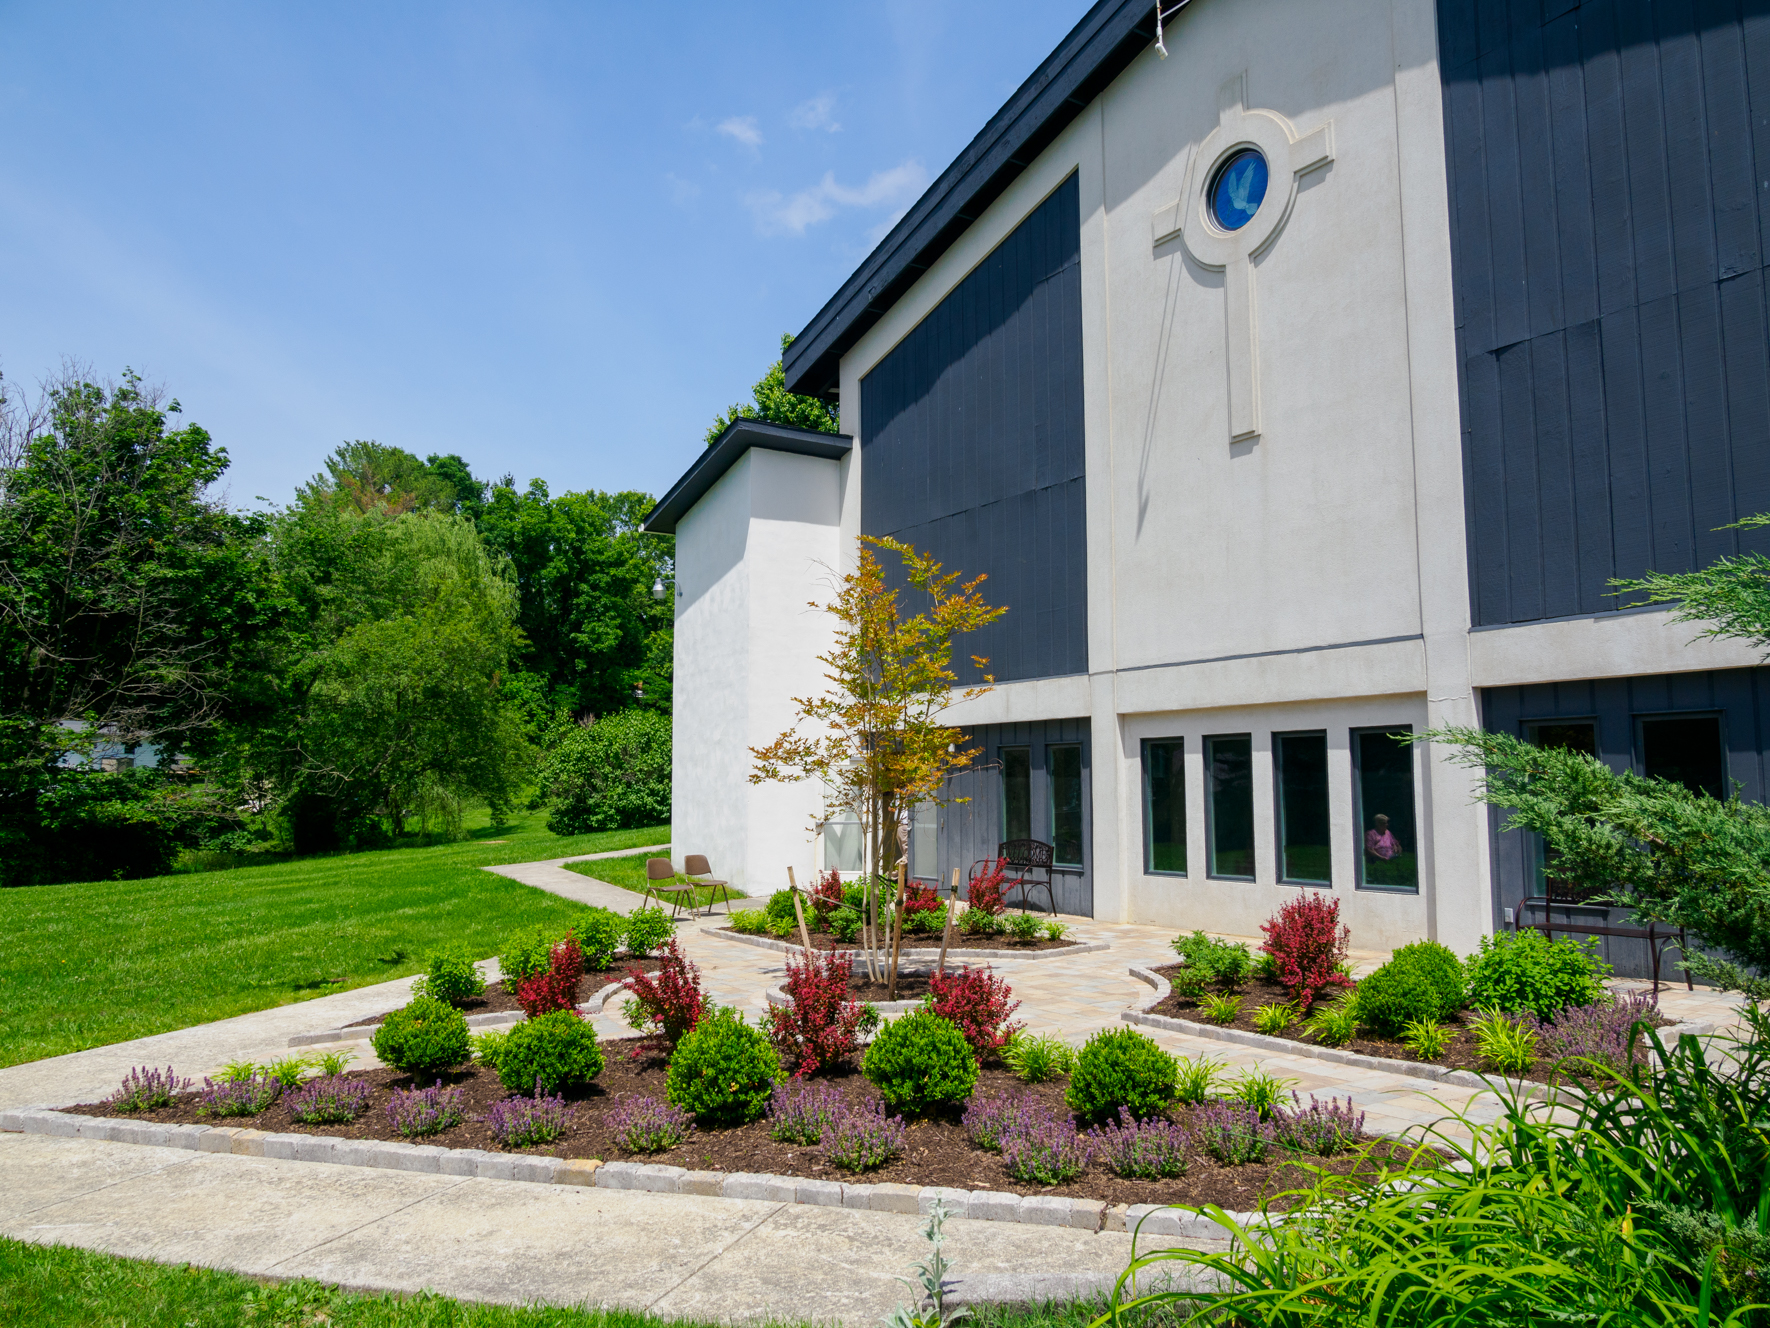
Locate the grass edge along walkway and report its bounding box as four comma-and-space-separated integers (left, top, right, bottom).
561, 852, 747, 911
0, 812, 666, 1069
0, 1235, 1117, 1328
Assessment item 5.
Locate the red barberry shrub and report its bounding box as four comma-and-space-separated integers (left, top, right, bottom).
1260, 893, 1352, 1011
929, 965, 1023, 1058
515, 934, 586, 1017
762, 948, 867, 1076
621, 937, 709, 1047
904, 883, 943, 916
967, 858, 1008, 916
811, 868, 845, 926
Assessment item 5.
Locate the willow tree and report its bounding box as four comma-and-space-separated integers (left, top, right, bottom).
750, 535, 1005, 979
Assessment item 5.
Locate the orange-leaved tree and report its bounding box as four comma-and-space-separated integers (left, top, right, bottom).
749, 535, 1005, 981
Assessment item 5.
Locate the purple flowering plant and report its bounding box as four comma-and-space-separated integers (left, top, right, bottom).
961, 1091, 1044, 1153
1193, 1101, 1274, 1165
485, 1081, 573, 1148
1001, 1107, 1092, 1185
1532, 992, 1658, 1076
609, 1094, 693, 1154
287, 1074, 373, 1125
386, 1081, 466, 1138
109, 1066, 191, 1113
197, 1074, 281, 1118
821, 1098, 906, 1173
1271, 1092, 1364, 1157
1088, 1106, 1189, 1179
767, 1079, 845, 1146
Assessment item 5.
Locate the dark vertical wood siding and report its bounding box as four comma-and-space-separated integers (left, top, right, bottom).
860, 174, 1087, 683
1439, 1, 1770, 627
1482, 667, 1770, 977
935, 718, 1094, 917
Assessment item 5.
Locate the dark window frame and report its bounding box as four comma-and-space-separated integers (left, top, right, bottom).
1140, 737, 1187, 877
1519, 717, 1598, 899
1273, 730, 1332, 887
1047, 741, 1085, 869
999, 745, 1033, 845
1632, 710, 1729, 799
1350, 725, 1420, 894
1204, 732, 1256, 882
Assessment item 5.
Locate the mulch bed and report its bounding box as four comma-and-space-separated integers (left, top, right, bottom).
1147, 964, 1668, 1086
67, 1038, 1430, 1212
722, 925, 1083, 955
843, 975, 933, 1003
343, 961, 660, 1028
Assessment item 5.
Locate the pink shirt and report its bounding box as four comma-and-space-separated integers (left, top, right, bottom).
1365, 828, 1401, 860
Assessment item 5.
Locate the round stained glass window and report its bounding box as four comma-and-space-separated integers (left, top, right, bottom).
1210, 149, 1269, 231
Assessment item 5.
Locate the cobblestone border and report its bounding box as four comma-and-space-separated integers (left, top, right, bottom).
704, 929, 1110, 963
290, 978, 633, 1048
0, 1105, 1250, 1241
762, 986, 923, 1016
1120, 965, 1717, 1096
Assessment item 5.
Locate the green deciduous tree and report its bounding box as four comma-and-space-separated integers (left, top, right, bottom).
539, 707, 671, 834
705, 333, 839, 446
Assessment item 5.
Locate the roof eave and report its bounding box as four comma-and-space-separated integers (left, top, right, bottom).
641, 419, 854, 535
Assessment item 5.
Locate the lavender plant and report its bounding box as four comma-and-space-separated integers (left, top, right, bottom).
386, 1081, 466, 1138
1193, 1101, 1274, 1165
109, 1066, 190, 1112
610, 1094, 693, 1154
961, 1092, 1043, 1152
286, 1074, 372, 1125
1088, 1106, 1189, 1179
821, 1099, 906, 1173
485, 1083, 573, 1148
1532, 992, 1658, 1075
197, 1073, 281, 1118
1001, 1108, 1092, 1185
1272, 1092, 1364, 1157
767, 1079, 845, 1146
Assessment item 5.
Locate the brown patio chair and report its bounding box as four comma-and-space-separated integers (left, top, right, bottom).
682, 854, 734, 916
643, 857, 697, 919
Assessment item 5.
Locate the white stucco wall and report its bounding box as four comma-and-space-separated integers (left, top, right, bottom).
671, 447, 843, 898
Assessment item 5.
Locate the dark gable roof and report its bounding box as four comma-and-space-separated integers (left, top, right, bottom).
641, 419, 853, 535
782, 0, 1159, 399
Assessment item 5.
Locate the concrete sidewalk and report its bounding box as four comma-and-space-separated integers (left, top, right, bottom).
484, 843, 677, 914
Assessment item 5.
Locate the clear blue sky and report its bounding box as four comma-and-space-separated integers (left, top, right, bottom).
0, 1, 1086, 510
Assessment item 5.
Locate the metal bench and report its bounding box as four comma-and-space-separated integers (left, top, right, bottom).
967, 838, 1058, 916
1515, 877, 1692, 991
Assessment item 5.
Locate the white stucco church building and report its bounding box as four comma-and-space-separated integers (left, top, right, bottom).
645, 0, 1770, 978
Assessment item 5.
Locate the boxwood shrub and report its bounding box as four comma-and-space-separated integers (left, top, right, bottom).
415, 945, 485, 1005
862, 1010, 978, 1115
573, 907, 623, 969
371, 996, 471, 1079
496, 1010, 604, 1096
666, 1007, 781, 1125
1066, 1027, 1178, 1123
499, 925, 556, 988
1356, 940, 1465, 1036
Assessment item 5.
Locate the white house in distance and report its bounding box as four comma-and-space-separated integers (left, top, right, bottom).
646, 0, 1770, 977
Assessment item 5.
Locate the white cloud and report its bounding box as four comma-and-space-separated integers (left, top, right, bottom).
716, 116, 763, 149
788, 92, 841, 132
743, 159, 928, 237
665, 173, 700, 207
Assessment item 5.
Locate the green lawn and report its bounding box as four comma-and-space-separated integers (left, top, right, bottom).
0, 1237, 1110, 1327
0, 809, 667, 1069
561, 851, 747, 911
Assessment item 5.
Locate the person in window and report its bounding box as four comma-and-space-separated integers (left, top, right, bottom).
1365, 813, 1401, 862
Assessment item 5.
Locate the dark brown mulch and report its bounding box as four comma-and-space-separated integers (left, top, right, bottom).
66, 1039, 1431, 1212
844, 975, 933, 1003
1147, 964, 1667, 1085
343, 962, 660, 1028
722, 925, 1082, 954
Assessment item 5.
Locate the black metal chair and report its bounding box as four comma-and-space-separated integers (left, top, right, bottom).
1514, 876, 1692, 991
996, 839, 1058, 916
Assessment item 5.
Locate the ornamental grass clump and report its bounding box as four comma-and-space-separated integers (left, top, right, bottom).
1174, 1055, 1225, 1105
1089, 1106, 1190, 1179
609, 1094, 694, 1154
821, 1098, 907, 1173
927, 965, 1022, 1059
197, 1073, 281, 1118
1304, 996, 1360, 1048
767, 1079, 846, 1146
485, 1082, 574, 1148
109, 1066, 190, 1112
763, 947, 868, 1076
1272, 1092, 1364, 1157
1472, 1007, 1539, 1075
1226, 1068, 1297, 1119
1002, 1032, 1075, 1083
386, 1081, 465, 1138
961, 1091, 1043, 1152
1532, 992, 1657, 1075
1001, 1107, 1093, 1185
1193, 1101, 1275, 1165
287, 1074, 372, 1125
1258, 893, 1353, 1011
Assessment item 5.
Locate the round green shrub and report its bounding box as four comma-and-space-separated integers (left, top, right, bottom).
1065, 1027, 1178, 1122
666, 1007, 781, 1125
764, 890, 799, 926
416, 945, 486, 1005
496, 1010, 605, 1096
372, 996, 471, 1079
573, 907, 623, 969
624, 905, 674, 957
862, 1010, 978, 1115
499, 925, 556, 988
1355, 940, 1466, 1036
541, 708, 671, 834
1464, 929, 1610, 1021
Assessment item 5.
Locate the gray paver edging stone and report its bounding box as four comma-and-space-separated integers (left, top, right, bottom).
702, 927, 1110, 964
0, 1105, 1256, 1237
1121, 964, 1717, 1101
290, 977, 634, 1048
763, 986, 923, 1017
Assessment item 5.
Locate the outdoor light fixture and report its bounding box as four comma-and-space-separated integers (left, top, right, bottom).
652, 578, 665, 601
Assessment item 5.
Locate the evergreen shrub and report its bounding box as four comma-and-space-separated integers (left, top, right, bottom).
862, 1009, 978, 1115
666, 1007, 781, 1125
1464, 929, 1610, 1021
1355, 940, 1465, 1036
624, 905, 673, 957
371, 996, 470, 1079
1066, 1027, 1178, 1123
415, 945, 485, 1005
572, 907, 623, 968
499, 925, 556, 988
496, 1010, 604, 1095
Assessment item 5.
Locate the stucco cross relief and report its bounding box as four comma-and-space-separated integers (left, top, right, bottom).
1152, 74, 1333, 445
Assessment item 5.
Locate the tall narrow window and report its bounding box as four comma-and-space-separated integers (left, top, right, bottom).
1275, 732, 1331, 885
823, 808, 863, 872
1142, 738, 1187, 875
1049, 743, 1084, 867
1524, 720, 1595, 898
1001, 747, 1031, 843
1205, 735, 1254, 879
1639, 715, 1725, 798
1353, 728, 1417, 891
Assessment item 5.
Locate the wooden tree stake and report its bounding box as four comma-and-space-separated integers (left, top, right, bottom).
937, 867, 958, 976
787, 866, 814, 954
887, 863, 909, 1001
